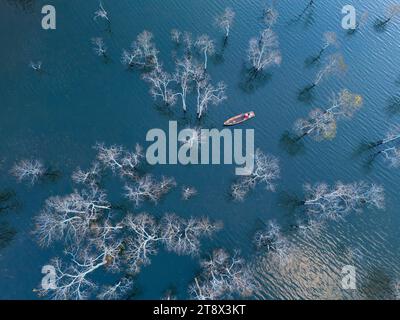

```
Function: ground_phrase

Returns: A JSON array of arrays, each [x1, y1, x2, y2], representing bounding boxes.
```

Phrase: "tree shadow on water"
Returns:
[[277, 191, 304, 214], [238, 66, 271, 94], [385, 94, 400, 116], [0, 222, 17, 250], [298, 85, 315, 103], [279, 131, 306, 156]]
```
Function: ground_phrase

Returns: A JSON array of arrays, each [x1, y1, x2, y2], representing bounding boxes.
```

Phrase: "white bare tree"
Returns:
[[171, 29, 182, 44], [124, 175, 176, 207], [143, 66, 178, 106], [72, 162, 102, 187], [294, 89, 363, 141], [95, 143, 143, 179], [305, 54, 346, 92], [175, 57, 195, 112], [231, 149, 280, 201], [11, 159, 45, 185], [370, 126, 400, 149], [195, 35, 215, 70], [373, 146, 400, 168], [247, 28, 281, 72], [189, 249, 255, 300], [303, 181, 385, 221], [34, 187, 111, 246], [97, 277, 133, 300], [263, 7, 279, 27], [182, 186, 197, 200], [254, 221, 293, 263], [215, 7, 235, 39], [377, 4, 400, 27], [123, 213, 162, 273], [29, 61, 42, 72], [121, 31, 159, 68], [94, 2, 110, 23], [161, 214, 221, 256], [310, 31, 337, 62], [91, 37, 107, 57], [194, 70, 227, 118]]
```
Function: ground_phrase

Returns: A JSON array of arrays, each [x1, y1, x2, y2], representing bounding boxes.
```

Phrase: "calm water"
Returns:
[[0, 0, 400, 299]]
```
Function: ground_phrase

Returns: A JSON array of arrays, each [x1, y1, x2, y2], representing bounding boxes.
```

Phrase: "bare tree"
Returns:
[[294, 89, 363, 141], [189, 249, 255, 300], [34, 187, 111, 246], [372, 146, 400, 168], [195, 35, 215, 70], [123, 213, 161, 273], [91, 37, 107, 58], [303, 181, 385, 221], [194, 71, 227, 118], [247, 28, 281, 73], [161, 214, 221, 256], [29, 61, 42, 72], [11, 159, 45, 185], [95, 143, 143, 179], [97, 277, 133, 300], [231, 149, 280, 201], [254, 221, 293, 264], [302, 54, 346, 94], [369, 126, 400, 149], [175, 57, 195, 112], [376, 4, 400, 27], [94, 2, 110, 27], [124, 175, 176, 207], [215, 7, 235, 39], [310, 32, 337, 63], [171, 29, 182, 44], [263, 6, 279, 27], [182, 186, 197, 200], [121, 31, 159, 69], [143, 66, 178, 106], [72, 162, 102, 187]]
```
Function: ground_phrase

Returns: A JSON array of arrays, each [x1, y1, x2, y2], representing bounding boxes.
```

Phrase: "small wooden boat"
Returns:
[[224, 111, 255, 126]]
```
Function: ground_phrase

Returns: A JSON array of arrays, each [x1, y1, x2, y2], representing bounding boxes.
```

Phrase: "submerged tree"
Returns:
[[95, 143, 143, 179], [11, 159, 45, 185], [189, 249, 255, 300], [182, 186, 197, 200], [91, 37, 107, 59], [161, 213, 221, 256], [29, 61, 42, 72], [348, 11, 369, 34], [121, 31, 159, 69], [171, 29, 182, 45], [215, 7, 236, 40], [301, 54, 346, 95], [369, 126, 400, 149], [247, 28, 282, 73], [94, 2, 110, 30], [309, 32, 337, 63], [143, 65, 178, 106], [194, 69, 227, 118], [303, 181, 385, 221], [195, 35, 215, 70], [174, 57, 196, 112], [34, 187, 112, 246], [254, 221, 293, 263], [375, 4, 400, 28], [124, 175, 176, 207], [263, 6, 279, 27], [294, 89, 363, 141], [231, 149, 280, 201], [373, 146, 400, 168]]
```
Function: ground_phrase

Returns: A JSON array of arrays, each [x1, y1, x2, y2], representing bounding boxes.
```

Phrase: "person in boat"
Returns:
[[243, 113, 249, 120]]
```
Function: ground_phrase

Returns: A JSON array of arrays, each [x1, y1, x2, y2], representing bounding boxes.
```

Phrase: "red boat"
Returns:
[[224, 111, 255, 126]]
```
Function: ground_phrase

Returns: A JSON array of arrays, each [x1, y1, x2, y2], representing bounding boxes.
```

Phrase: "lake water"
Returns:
[[0, 0, 400, 299]]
